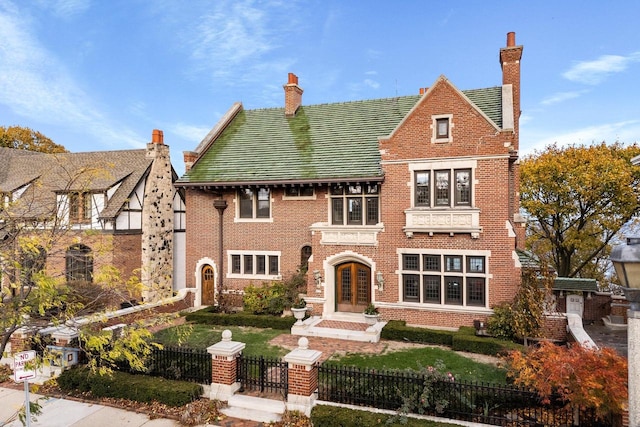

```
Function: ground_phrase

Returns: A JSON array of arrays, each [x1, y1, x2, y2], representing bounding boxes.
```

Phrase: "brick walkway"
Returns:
[[269, 332, 422, 363]]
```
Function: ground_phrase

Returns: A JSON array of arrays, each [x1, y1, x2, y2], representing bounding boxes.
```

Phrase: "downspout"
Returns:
[[213, 198, 227, 308]]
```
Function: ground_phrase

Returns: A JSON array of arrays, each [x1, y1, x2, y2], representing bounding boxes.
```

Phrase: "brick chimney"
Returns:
[[283, 72, 303, 117], [500, 32, 523, 137], [183, 151, 197, 172]]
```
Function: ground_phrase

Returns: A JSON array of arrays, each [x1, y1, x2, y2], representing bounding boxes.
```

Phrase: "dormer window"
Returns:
[[432, 114, 453, 143], [69, 192, 92, 223]]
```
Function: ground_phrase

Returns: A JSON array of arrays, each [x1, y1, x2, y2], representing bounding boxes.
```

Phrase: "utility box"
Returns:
[[46, 345, 80, 368]]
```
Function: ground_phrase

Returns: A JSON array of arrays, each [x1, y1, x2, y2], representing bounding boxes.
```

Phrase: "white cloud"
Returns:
[[41, 0, 90, 19], [187, 0, 301, 86], [170, 123, 211, 143], [0, 1, 144, 149], [540, 90, 588, 105], [522, 120, 640, 156], [363, 79, 380, 90], [563, 53, 640, 85]]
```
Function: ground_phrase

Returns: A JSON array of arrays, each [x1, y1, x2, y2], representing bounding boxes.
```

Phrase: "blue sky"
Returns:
[[1, 0, 639, 175]]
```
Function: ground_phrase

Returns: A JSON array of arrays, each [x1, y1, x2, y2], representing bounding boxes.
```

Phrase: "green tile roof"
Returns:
[[516, 249, 540, 269], [178, 87, 503, 186], [552, 277, 598, 292]]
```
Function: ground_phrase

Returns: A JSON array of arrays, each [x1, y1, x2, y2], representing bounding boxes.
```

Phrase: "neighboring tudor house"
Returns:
[[176, 33, 525, 328], [0, 130, 186, 304]]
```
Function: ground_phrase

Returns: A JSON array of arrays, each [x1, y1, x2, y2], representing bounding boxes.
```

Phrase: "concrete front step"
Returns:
[[222, 395, 285, 423], [291, 316, 386, 342]]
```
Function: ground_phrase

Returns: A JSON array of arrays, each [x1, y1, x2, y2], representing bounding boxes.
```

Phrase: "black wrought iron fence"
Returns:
[[145, 346, 211, 384], [114, 346, 211, 384], [237, 355, 288, 397], [317, 364, 608, 427]]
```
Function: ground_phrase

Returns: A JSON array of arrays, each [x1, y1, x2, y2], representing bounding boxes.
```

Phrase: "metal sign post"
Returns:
[[14, 350, 37, 427]]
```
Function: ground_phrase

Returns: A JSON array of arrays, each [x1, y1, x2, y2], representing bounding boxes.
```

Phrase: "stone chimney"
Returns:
[[283, 72, 303, 117], [500, 32, 523, 137], [142, 129, 174, 302]]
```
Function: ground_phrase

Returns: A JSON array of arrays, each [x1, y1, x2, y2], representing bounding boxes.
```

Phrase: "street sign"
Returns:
[[13, 350, 37, 382]]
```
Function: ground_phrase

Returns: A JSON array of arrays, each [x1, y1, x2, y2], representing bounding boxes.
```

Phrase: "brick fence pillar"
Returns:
[[283, 337, 322, 416], [206, 329, 246, 401], [8, 327, 35, 355]]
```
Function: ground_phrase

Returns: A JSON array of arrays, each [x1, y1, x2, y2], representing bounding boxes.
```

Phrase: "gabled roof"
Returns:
[[177, 86, 503, 186], [0, 147, 153, 220]]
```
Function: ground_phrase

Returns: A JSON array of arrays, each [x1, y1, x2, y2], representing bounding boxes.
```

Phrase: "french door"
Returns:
[[336, 262, 371, 312]]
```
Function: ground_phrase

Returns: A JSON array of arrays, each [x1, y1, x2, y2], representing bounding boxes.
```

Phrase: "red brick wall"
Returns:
[[211, 356, 238, 385], [542, 315, 568, 342], [288, 365, 318, 396], [553, 292, 615, 323], [182, 39, 522, 329]]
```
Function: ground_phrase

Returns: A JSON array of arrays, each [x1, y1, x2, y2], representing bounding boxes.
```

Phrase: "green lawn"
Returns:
[[152, 324, 288, 358], [327, 346, 508, 384], [154, 324, 508, 384]]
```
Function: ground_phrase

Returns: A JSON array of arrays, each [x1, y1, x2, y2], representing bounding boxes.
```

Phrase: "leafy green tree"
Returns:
[[0, 125, 66, 153], [520, 142, 640, 278]]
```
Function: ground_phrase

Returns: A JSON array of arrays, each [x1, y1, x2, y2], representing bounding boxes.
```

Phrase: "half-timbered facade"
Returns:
[[0, 130, 186, 302]]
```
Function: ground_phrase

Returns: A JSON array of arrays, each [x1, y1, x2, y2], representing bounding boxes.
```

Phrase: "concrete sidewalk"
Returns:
[[0, 387, 183, 427]]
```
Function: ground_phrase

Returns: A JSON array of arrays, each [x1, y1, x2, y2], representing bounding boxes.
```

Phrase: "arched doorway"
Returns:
[[336, 262, 371, 313], [202, 265, 216, 305]]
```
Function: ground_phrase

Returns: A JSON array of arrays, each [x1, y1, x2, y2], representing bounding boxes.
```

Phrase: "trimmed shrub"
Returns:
[[452, 333, 523, 356], [243, 281, 288, 315], [310, 404, 446, 427], [381, 320, 454, 346], [57, 366, 203, 407], [185, 311, 296, 330]]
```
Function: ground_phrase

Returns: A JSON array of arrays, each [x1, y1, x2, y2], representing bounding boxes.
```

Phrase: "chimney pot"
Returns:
[[152, 129, 164, 144], [507, 32, 516, 47], [288, 72, 298, 85]]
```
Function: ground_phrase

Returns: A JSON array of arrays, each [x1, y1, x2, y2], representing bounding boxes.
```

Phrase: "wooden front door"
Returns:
[[336, 262, 371, 313], [202, 265, 215, 305]]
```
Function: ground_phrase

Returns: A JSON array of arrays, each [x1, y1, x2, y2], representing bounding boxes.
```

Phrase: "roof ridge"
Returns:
[[246, 95, 421, 113], [245, 87, 500, 113]]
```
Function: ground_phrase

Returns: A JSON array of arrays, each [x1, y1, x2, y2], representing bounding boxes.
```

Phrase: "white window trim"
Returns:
[[227, 250, 282, 280], [396, 248, 491, 309], [431, 114, 454, 144]]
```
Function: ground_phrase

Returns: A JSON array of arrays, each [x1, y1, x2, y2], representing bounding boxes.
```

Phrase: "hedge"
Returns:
[[184, 310, 297, 330], [452, 330, 523, 356], [57, 366, 203, 407], [310, 404, 452, 427], [380, 320, 454, 346], [381, 321, 522, 356]]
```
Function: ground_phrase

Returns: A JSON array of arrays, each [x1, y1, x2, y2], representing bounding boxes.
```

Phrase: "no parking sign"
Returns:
[[13, 350, 37, 382]]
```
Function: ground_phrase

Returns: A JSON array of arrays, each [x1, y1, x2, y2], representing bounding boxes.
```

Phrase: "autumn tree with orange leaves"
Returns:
[[505, 341, 628, 420]]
